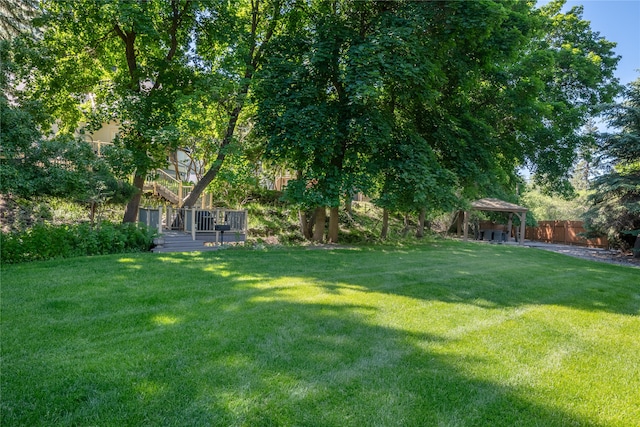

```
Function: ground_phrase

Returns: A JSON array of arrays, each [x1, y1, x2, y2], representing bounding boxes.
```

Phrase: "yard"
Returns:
[[2, 241, 639, 426]]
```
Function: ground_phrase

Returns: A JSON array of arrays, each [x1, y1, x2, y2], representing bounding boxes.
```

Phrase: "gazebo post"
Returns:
[[519, 212, 526, 246]]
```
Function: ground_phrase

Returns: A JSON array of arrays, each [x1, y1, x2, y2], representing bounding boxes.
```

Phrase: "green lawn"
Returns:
[[2, 241, 639, 426]]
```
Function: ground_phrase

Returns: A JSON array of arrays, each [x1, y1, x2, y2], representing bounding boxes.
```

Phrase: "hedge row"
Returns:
[[1, 222, 156, 263]]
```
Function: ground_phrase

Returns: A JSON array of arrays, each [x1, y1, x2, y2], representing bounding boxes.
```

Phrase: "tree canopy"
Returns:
[[1, 40, 136, 227], [0, 0, 37, 40], [252, 0, 619, 240], [14, 0, 206, 220], [3, 0, 621, 242]]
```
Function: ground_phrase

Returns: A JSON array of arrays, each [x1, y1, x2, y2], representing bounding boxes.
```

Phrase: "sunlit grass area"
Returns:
[[2, 241, 639, 426]]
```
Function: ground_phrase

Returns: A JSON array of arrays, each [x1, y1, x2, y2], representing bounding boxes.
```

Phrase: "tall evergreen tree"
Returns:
[[585, 77, 640, 256]]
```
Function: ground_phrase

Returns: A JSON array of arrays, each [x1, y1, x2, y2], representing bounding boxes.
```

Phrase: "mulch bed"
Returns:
[[528, 242, 640, 268]]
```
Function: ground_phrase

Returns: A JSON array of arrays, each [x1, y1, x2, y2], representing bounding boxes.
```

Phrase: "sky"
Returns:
[[537, 0, 640, 86]]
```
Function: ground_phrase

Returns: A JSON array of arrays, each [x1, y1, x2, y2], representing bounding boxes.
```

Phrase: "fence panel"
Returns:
[[138, 207, 163, 234], [554, 223, 566, 244], [224, 210, 247, 232], [526, 221, 608, 248]]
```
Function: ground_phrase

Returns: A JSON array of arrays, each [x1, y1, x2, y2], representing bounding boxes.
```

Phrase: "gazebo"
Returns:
[[462, 198, 528, 245]]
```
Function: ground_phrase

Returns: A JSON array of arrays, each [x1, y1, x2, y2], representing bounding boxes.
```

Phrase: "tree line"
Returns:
[[3, 0, 635, 246]]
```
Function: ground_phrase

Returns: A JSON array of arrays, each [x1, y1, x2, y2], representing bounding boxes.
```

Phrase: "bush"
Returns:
[[0, 222, 156, 263]]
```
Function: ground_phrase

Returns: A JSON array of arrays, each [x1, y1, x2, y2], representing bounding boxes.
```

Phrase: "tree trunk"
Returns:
[[634, 235, 640, 259], [328, 206, 339, 243], [416, 208, 426, 238], [89, 202, 97, 227], [123, 174, 145, 223], [381, 208, 389, 240], [345, 195, 352, 215], [402, 213, 411, 237], [312, 207, 326, 242], [299, 209, 313, 239], [181, 105, 240, 207]]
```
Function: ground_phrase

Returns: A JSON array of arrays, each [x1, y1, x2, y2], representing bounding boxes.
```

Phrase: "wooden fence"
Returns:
[[525, 221, 608, 248]]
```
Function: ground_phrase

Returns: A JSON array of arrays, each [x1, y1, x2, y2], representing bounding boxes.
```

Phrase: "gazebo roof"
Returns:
[[471, 198, 528, 213]]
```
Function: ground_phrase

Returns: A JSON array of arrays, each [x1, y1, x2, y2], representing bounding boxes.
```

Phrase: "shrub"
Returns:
[[0, 222, 156, 263]]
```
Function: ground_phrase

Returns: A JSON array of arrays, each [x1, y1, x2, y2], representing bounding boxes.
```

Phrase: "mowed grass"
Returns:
[[1, 241, 639, 426]]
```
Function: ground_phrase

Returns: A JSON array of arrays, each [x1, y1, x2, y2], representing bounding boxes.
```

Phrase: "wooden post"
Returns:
[[157, 206, 163, 235], [217, 209, 222, 245], [519, 212, 526, 246], [191, 208, 196, 241]]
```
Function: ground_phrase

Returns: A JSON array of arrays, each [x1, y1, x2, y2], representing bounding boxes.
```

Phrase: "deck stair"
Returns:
[[139, 170, 248, 253], [144, 169, 214, 208], [152, 231, 246, 253], [143, 182, 180, 205]]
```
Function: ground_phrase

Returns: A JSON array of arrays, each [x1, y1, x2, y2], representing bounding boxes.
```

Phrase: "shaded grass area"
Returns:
[[2, 241, 639, 426]]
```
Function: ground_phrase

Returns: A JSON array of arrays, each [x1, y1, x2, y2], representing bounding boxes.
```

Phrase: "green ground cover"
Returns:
[[2, 241, 639, 426]]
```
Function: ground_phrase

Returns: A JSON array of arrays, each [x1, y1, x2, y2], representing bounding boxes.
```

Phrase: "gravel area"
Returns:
[[525, 241, 640, 268]]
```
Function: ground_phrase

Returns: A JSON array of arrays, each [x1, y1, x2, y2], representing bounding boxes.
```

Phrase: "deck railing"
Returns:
[[145, 170, 186, 200], [88, 140, 113, 156], [139, 206, 247, 242]]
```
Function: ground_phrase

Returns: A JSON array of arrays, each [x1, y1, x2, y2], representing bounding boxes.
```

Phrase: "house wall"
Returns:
[[84, 122, 119, 143]]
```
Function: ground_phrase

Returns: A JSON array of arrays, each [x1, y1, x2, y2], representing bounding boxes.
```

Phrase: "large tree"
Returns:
[[515, 0, 620, 193], [180, 0, 284, 208], [255, 1, 414, 241], [16, 0, 205, 221], [585, 77, 640, 257], [376, 0, 536, 235], [254, 0, 619, 242], [11, 0, 290, 219], [413, 0, 619, 198]]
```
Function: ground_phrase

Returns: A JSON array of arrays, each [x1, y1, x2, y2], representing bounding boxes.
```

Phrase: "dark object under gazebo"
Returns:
[[462, 198, 528, 246]]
